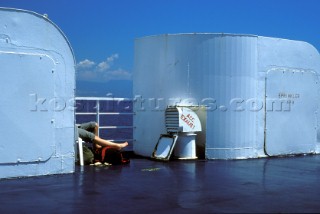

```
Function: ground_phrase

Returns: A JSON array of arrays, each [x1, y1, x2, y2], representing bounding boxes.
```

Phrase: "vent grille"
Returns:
[[165, 108, 180, 132]]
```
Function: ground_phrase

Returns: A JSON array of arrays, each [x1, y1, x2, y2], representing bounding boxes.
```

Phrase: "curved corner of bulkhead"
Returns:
[[0, 7, 76, 65], [259, 34, 320, 59]]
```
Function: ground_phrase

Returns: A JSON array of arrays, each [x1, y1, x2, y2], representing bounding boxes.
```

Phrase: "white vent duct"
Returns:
[[165, 106, 202, 133], [152, 106, 202, 160]]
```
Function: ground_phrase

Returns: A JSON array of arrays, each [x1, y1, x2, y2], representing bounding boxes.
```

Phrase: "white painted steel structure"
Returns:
[[133, 33, 320, 159], [0, 8, 75, 178]]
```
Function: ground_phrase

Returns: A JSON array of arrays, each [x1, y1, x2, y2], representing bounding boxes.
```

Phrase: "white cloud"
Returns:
[[107, 54, 119, 63], [76, 54, 132, 82], [77, 59, 95, 69], [97, 54, 119, 71], [97, 61, 110, 71]]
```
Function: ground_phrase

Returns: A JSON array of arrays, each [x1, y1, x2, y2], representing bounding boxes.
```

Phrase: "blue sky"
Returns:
[[1, 0, 319, 97]]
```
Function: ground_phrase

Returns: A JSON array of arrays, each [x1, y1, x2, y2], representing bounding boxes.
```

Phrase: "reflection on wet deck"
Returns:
[[1, 155, 320, 213]]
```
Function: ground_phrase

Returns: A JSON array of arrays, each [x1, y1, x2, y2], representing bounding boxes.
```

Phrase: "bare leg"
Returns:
[[93, 123, 102, 149], [94, 123, 99, 135], [93, 136, 128, 150]]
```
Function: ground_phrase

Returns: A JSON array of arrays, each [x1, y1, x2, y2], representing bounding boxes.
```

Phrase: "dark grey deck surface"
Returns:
[[1, 155, 320, 213]]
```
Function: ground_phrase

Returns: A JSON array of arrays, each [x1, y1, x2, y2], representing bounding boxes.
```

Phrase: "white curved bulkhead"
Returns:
[[133, 33, 320, 159], [0, 8, 75, 178]]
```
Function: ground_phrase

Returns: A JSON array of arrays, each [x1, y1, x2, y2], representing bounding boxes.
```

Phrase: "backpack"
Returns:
[[94, 147, 130, 165], [81, 145, 94, 165]]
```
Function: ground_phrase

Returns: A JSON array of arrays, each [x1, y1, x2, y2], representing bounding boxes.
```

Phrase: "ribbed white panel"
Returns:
[[200, 36, 260, 159]]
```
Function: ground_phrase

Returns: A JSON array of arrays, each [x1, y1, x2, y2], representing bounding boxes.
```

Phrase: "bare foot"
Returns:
[[117, 142, 128, 150]]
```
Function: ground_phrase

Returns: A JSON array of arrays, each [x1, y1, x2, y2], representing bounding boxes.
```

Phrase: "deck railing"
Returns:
[[75, 97, 134, 151]]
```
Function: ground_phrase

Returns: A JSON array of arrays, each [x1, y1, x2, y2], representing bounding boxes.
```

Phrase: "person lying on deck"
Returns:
[[77, 122, 128, 150]]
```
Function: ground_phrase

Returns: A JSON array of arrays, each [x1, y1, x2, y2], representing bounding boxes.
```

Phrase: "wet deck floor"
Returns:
[[1, 155, 320, 213]]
